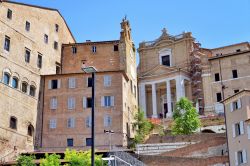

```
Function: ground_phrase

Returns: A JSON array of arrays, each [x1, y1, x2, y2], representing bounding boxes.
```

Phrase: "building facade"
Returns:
[[0, 1, 74, 160], [223, 90, 250, 166], [37, 18, 138, 151]]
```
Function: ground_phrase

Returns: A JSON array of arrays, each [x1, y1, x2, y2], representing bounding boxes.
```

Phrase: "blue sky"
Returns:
[[13, 0, 250, 63]]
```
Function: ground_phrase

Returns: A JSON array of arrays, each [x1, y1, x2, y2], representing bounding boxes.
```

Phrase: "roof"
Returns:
[[208, 50, 250, 60], [2, 0, 76, 42], [211, 42, 250, 50], [62, 40, 120, 47], [221, 89, 250, 103]]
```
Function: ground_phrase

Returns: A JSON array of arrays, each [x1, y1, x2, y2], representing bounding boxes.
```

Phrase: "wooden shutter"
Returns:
[[243, 150, 247, 164], [101, 96, 105, 107], [248, 125, 250, 139], [111, 96, 115, 106], [230, 102, 233, 112], [72, 97, 75, 109], [104, 116, 107, 127], [57, 79, 61, 88], [48, 80, 52, 89], [68, 97, 71, 109], [232, 124, 236, 138], [240, 121, 244, 135], [237, 99, 241, 109], [83, 97, 87, 108], [235, 152, 238, 166]]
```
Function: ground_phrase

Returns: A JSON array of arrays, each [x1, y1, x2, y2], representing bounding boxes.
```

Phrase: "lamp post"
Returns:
[[81, 65, 97, 166], [104, 130, 114, 152]]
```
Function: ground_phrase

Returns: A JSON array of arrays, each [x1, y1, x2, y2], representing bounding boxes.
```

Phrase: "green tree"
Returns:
[[64, 149, 104, 166], [171, 97, 200, 135], [40, 153, 61, 166], [132, 109, 154, 145], [17, 155, 36, 166]]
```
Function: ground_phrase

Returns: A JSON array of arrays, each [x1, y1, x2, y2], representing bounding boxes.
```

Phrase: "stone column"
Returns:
[[139, 83, 147, 117], [166, 79, 172, 117], [151, 83, 158, 118], [176, 75, 185, 101]]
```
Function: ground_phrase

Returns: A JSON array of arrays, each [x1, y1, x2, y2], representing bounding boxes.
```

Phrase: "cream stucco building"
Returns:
[[0, 1, 74, 161]]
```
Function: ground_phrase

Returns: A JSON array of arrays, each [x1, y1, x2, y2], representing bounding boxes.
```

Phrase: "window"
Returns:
[[134, 85, 137, 98], [231, 99, 241, 111], [37, 54, 42, 68], [9, 116, 17, 130], [114, 45, 119, 51], [235, 150, 247, 165], [104, 115, 112, 127], [27, 124, 34, 136], [21, 82, 28, 93], [25, 48, 31, 63], [130, 80, 133, 93], [214, 73, 220, 82], [86, 116, 91, 128], [25, 21, 30, 31], [67, 117, 75, 128], [49, 119, 57, 129], [68, 78, 76, 88], [233, 121, 244, 137], [87, 97, 92, 108], [54, 41, 58, 50], [56, 65, 60, 74], [87, 77, 93, 87], [3, 72, 10, 85], [234, 89, 239, 94], [49, 79, 60, 89], [44, 34, 48, 44], [67, 97, 76, 110], [55, 24, 59, 32], [102, 96, 114, 107], [50, 97, 57, 110], [92, 46, 96, 53], [236, 49, 241, 52], [7, 9, 12, 19], [103, 75, 111, 87], [72, 46, 77, 54], [4, 36, 10, 51], [161, 55, 170, 66], [248, 125, 250, 140], [216, 92, 222, 102], [67, 138, 74, 147], [232, 70, 238, 78], [29, 85, 36, 97], [86, 138, 92, 146], [12, 77, 18, 88]]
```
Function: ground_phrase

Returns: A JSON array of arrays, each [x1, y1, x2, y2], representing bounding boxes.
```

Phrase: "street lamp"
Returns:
[[104, 130, 114, 152], [82, 63, 97, 166]]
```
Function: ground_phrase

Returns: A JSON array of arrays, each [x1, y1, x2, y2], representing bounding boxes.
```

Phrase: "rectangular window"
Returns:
[[214, 73, 220, 82], [55, 24, 59, 32], [102, 96, 114, 107], [236, 49, 241, 52], [25, 21, 30, 31], [67, 138, 74, 147], [216, 92, 222, 102], [104, 115, 112, 127], [67, 117, 75, 128], [86, 116, 91, 128], [7, 9, 12, 19], [233, 121, 244, 137], [68, 77, 76, 88], [235, 123, 241, 136], [234, 89, 239, 94], [25, 48, 31, 63], [49, 79, 60, 89], [37, 54, 42, 68], [54, 41, 58, 50], [237, 151, 244, 165], [50, 97, 57, 110], [49, 119, 56, 129], [87, 97, 92, 108], [134, 85, 137, 98], [232, 70, 238, 78], [4, 36, 10, 51], [104, 75, 111, 87], [161, 55, 170, 66], [56, 65, 60, 74], [44, 34, 48, 44], [72, 46, 77, 54], [235, 150, 247, 165], [114, 45, 119, 51], [92, 46, 96, 53], [86, 138, 92, 146], [67, 97, 76, 110], [231, 99, 242, 111], [87, 77, 93, 87]]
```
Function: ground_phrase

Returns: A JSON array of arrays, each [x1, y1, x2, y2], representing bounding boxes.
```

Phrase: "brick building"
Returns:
[[36, 18, 138, 151], [0, 1, 74, 160]]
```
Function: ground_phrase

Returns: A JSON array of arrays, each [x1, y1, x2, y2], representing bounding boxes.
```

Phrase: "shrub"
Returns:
[[17, 155, 35, 166], [40, 153, 61, 166]]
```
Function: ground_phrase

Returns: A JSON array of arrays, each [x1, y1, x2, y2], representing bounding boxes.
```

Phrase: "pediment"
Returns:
[[141, 65, 177, 77]]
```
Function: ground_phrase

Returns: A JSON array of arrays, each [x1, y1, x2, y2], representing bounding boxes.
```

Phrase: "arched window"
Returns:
[[27, 124, 34, 136], [3, 72, 10, 85], [9, 116, 17, 130], [22, 82, 28, 93], [12, 77, 18, 89], [29, 85, 36, 97]]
